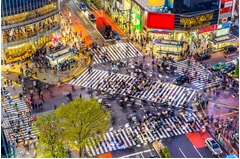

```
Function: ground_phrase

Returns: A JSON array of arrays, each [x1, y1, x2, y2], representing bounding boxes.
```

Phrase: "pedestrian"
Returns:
[[19, 93, 23, 100], [15, 103, 18, 112], [12, 84, 16, 91], [40, 94, 44, 102]]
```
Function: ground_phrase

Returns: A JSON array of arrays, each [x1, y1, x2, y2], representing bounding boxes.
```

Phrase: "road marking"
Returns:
[[179, 148, 187, 158], [209, 102, 239, 110], [216, 111, 239, 117], [118, 149, 152, 158], [193, 146, 203, 158], [140, 152, 145, 158]]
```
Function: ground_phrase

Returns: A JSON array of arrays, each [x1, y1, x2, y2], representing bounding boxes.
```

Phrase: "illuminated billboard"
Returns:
[[147, 0, 174, 8], [145, 12, 175, 30]]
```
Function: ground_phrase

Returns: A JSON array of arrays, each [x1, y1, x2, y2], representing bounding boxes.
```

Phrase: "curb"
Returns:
[[61, 55, 91, 83], [2, 55, 91, 85], [2, 78, 22, 87]]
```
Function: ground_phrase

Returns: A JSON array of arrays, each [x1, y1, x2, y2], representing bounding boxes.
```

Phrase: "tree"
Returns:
[[55, 98, 111, 157], [235, 59, 239, 77], [34, 113, 67, 158]]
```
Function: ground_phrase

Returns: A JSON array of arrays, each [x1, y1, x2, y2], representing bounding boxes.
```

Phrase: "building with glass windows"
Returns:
[[1, 0, 61, 63], [109, 0, 237, 55]]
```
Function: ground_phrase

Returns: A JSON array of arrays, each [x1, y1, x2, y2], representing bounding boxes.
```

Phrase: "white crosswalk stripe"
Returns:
[[2, 98, 39, 144], [85, 113, 202, 156], [92, 42, 143, 64], [171, 59, 221, 90], [69, 69, 196, 107]]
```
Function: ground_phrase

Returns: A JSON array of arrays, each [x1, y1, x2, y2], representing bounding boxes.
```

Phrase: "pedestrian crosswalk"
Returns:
[[171, 59, 221, 90], [92, 42, 142, 64], [69, 69, 196, 107], [2, 98, 39, 144], [85, 113, 202, 157]]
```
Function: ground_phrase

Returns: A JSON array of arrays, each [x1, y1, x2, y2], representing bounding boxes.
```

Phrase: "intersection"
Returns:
[[1, 0, 239, 158]]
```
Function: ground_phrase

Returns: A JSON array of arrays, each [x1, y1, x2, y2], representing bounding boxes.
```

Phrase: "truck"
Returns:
[[96, 17, 112, 39]]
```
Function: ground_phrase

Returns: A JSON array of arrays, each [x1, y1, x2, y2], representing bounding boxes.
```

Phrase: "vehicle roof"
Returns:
[[206, 137, 214, 141], [226, 154, 238, 158]]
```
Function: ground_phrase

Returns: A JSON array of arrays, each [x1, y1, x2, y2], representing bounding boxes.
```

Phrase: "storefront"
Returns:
[[153, 39, 183, 56], [209, 34, 237, 52]]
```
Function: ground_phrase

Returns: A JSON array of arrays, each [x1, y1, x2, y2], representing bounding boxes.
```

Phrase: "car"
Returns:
[[221, 62, 235, 74], [80, 3, 87, 11], [174, 75, 190, 85], [229, 58, 239, 65], [227, 70, 238, 78], [112, 30, 121, 40], [224, 45, 237, 54], [88, 13, 96, 21], [231, 131, 239, 148], [196, 53, 211, 61], [211, 62, 226, 71], [233, 24, 239, 29], [226, 154, 238, 158], [205, 138, 223, 156]]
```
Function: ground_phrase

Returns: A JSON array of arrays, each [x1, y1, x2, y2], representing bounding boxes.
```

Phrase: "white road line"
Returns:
[[179, 148, 187, 158], [193, 146, 203, 158], [118, 149, 153, 158]]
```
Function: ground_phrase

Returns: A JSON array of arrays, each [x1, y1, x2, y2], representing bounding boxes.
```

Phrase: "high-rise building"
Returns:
[[1, 0, 61, 63]]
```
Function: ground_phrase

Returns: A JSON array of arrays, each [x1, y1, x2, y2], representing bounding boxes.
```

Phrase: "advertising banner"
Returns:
[[145, 12, 175, 30], [199, 25, 218, 33], [220, 6, 233, 13], [147, 0, 174, 8]]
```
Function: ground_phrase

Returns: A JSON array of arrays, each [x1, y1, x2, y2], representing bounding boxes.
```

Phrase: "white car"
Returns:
[[205, 138, 222, 156]]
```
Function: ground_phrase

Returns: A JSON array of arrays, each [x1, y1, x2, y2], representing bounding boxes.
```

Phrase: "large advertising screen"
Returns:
[[145, 12, 175, 30], [147, 0, 174, 8]]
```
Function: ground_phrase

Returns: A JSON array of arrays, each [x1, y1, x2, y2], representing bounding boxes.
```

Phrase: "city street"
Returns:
[[1, 0, 239, 158]]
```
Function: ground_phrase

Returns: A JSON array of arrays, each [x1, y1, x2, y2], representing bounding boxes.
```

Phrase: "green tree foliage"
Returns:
[[55, 98, 111, 157], [34, 113, 67, 158], [159, 146, 171, 158], [235, 59, 239, 77]]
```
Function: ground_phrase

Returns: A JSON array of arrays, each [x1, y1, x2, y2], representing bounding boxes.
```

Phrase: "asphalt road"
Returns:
[[111, 144, 158, 158], [68, 0, 105, 44], [231, 26, 239, 37], [163, 135, 227, 158]]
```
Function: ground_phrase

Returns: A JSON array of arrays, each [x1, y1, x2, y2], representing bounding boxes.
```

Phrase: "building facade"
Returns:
[[1, 0, 61, 63], [111, 0, 237, 54]]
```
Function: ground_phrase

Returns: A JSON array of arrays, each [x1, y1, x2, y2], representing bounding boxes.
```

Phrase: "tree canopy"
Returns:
[[35, 97, 111, 158], [235, 59, 239, 77], [34, 113, 66, 158]]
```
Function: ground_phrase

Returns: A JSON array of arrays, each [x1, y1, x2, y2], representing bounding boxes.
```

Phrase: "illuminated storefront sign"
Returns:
[[145, 12, 175, 30], [220, 6, 232, 13], [199, 25, 217, 33], [216, 28, 230, 37], [180, 13, 213, 29]]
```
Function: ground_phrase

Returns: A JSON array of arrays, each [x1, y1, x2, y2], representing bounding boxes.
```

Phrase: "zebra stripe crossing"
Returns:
[[171, 59, 221, 89], [92, 42, 142, 64], [85, 113, 202, 157], [2, 98, 39, 143], [69, 69, 196, 107]]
